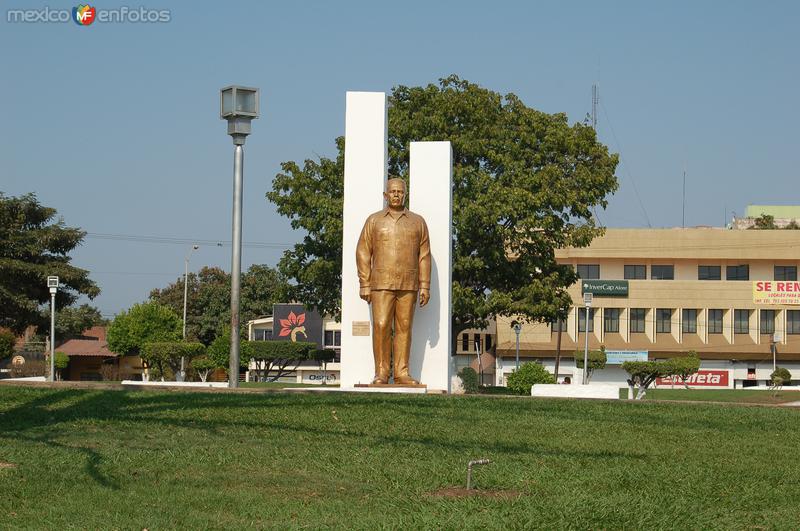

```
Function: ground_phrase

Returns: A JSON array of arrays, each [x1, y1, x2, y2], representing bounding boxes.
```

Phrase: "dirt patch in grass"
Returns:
[[0, 463, 17, 469], [429, 487, 521, 499]]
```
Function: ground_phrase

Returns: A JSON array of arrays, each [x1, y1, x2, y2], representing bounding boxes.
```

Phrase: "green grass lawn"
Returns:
[[643, 388, 800, 404], [2, 386, 799, 529]]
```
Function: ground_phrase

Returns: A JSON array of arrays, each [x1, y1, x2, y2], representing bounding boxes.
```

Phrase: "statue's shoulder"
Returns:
[[405, 210, 427, 224], [365, 210, 385, 223]]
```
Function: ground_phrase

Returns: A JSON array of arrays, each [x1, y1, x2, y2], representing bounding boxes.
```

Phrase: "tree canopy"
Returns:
[[149, 264, 289, 345], [106, 301, 181, 356], [49, 304, 106, 340], [0, 193, 100, 333], [268, 76, 618, 337]]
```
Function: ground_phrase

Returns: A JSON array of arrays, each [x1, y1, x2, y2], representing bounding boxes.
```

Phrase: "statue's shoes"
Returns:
[[372, 376, 389, 384], [394, 374, 419, 385]]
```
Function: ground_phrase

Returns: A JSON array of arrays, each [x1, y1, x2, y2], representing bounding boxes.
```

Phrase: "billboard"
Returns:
[[753, 281, 800, 305], [657, 370, 729, 388], [272, 304, 324, 348], [605, 350, 648, 364], [581, 280, 628, 297]]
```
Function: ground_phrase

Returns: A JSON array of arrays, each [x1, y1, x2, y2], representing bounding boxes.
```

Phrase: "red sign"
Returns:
[[657, 370, 729, 387]]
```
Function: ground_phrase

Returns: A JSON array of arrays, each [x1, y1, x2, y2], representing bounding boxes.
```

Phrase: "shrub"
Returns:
[[574, 346, 607, 383], [457, 367, 479, 394], [507, 362, 555, 395], [0, 329, 15, 360], [141, 341, 206, 380], [771, 367, 792, 386]]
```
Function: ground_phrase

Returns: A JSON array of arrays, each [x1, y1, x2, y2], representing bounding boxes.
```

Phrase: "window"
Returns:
[[726, 264, 749, 281], [734, 310, 750, 334], [651, 265, 674, 280], [324, 330, 341, 347], [630, 308, 646, 333], [577, 264, 600, 280], [682, 309, 697, 334], [708, 309, 723, 334], [578, 308, 595, 333], [604, 308, 620, 333], [624, 265, 646, 280], [656, 309, 672, 333], [788, 311, 800, 335], [474, 333, 482, 351], [698, 265, 721, 280], [252, 328, 272, 341], [485, 335, 493, 351], [461, 334, 469, 351], [760, 310, 776, 335], [775, 266, 798, 281]]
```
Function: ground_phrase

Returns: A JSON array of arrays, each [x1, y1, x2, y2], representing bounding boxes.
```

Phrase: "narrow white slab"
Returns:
[[409, 141, 453, 392], [531, 383, 622, 399], [339, 92, 388, 388], [121, 380, 228, 388]]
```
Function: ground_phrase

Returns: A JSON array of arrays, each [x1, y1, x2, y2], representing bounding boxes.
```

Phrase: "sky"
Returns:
[[2, 0, 798, 318]]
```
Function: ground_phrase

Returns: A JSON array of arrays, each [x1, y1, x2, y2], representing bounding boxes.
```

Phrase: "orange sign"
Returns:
[[753, 281, 800, 305]]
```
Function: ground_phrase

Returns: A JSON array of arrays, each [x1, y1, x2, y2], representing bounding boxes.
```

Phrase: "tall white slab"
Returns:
[[409, 141, 453, 392], [340, 92, 387, 388]]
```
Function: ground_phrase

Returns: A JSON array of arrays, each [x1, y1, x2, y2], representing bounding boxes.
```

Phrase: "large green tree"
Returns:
[[106, 301, 181, 357], [47, 304, 106, 340], [268, 76, 618, 340], [0, 193, 100, 333], [149, 265, 289, 345]]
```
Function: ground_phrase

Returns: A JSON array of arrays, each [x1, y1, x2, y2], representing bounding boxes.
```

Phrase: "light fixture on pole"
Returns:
[[582, 292, 593, 385], [220, 85, 259, 388], [47, 276, 59, 382], [512, 322, 521, 371], [180, 244, 200, 382]]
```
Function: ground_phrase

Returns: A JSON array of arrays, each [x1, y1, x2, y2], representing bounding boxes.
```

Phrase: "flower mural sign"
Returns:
[[272, 304, 324, 348]]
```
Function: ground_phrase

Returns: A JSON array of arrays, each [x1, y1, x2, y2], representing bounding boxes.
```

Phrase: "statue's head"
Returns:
[[384, 178, 406, 210]]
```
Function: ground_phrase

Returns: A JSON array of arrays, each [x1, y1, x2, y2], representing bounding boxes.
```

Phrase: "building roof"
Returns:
[[555, 227, 800, 260], [744, 205, 800, 219], [56, 327, 116, 358]]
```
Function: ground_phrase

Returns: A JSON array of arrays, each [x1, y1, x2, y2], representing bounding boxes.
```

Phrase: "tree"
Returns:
[[248, 341, 315, 382], [665, 353, 701, 389], [206, 329, 253, 376], [48, 304, 106, 340], [751, 214, 777, 229], [457, 367, 479, 394], [507, 362, 555, 395], [141, 341, 205, 381], [268, 76, 618, 342], [0, 193, 100, 333], [770, 367, 792, 396], [574, 346, 607, 383], [623, 360, 671, 400], [191, 356, 218, 382], [53, 351, 69, 381], [312, 348, 336, 385], [0, 329, 15, 360], [149, 265, 289, 345], [106, 302, 181, 357]]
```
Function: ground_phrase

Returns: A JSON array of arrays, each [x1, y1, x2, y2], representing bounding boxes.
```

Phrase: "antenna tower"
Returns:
[[591, 84, 599, 129]]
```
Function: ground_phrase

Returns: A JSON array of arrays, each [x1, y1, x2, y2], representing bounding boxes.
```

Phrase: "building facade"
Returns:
[[496, 228, 800, 389]]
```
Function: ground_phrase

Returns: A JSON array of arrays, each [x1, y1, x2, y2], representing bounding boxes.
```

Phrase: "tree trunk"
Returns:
[[636, 385, 647, 400], [554, 320, 563, 383], [626, 379, 635, 399]]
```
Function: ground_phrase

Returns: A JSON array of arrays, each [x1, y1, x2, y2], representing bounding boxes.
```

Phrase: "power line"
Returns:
[[599, 99, 652, 228], [85, 232, 294, 250]]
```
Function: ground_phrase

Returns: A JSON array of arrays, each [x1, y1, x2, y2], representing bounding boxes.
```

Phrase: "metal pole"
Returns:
[[583, 306, 590, 384], [772, 342, 777, 372], [49, 291, 56, 382], [554, 319, 563, 383], [514, 329, 520, 371], [229, 144, 244, 388], [179, 255, 189, 381]]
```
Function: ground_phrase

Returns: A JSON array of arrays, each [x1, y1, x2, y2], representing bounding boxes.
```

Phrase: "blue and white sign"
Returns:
[[606, 350, 648, 364]]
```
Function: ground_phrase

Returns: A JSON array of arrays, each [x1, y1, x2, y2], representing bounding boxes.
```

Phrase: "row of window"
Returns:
[[460, 333, 494, 352], [576, 264, 798, 282], [574, 308, 800, 335], [252, 328, 342, 349]]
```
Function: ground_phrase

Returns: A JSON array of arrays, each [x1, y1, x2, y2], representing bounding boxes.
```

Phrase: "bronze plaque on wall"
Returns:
[[352, 321, 371, 336]]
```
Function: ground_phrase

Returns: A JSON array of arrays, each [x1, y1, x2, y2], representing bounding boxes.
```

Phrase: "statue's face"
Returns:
[[384, 180, 406, 209]]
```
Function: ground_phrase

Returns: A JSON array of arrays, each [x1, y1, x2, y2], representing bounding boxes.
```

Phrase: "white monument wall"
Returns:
[[339, 92, 387, 388], [409, 142, 453, 392]]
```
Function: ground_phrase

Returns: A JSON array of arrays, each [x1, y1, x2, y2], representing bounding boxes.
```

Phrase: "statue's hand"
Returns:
[[359, 287, 371, 304], [419, 289, 430, 307]]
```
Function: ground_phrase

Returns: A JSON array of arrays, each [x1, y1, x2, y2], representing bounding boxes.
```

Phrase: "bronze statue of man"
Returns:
[[356, 178, 431, 385]]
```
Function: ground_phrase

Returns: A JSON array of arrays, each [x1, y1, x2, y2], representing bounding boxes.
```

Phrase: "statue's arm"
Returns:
[[356, 217, 373, 302], [418, 218, 431, 306]]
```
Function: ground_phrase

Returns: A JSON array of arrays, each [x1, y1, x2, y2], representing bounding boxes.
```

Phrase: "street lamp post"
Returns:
[[47, 276, 59, 382], [180, 244, 200, 381], [220, 85, 259, 388], [582, 292, 593, 385], [772, 331, 782, 372], [512, 322, 521, 371]]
